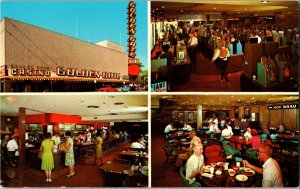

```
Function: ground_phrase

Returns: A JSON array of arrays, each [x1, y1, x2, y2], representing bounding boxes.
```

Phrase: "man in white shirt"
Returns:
[[51, 132, 61, 151], [188, 30, 199, 66], [164, 122, 175, 134], [244, 127, 252, 141], [86, 131, 91, 143], [7, 136, 18, 166], [130, 137, 145, 149], [183, 122, 193, 131], [221, 123, 233, 139], [186, 141, 204, 185], [243, 144, 284, 187]]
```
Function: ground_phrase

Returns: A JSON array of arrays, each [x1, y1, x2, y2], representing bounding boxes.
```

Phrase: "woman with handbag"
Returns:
[[64, 131, 75, 177], [39, 132, 54, 182]]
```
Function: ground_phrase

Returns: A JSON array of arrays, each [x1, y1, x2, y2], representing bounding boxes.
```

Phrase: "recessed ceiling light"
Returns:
[[213, 8, 216, 10], [261, 0, 269, 3], [87, 105, 99, 108]]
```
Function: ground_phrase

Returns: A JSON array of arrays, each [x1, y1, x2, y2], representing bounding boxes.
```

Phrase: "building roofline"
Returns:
[[4, 17, 128, 55]]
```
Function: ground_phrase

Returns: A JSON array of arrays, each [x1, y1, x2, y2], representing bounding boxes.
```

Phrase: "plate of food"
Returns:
[[242, 170, 255, 176], [211, 162, 217, 167], [235, 174, 248, 182], [203, 165, 211, 173], [217, 162, 224, 167], [232, 165, 239, 170], [215, 170, 222, 175], [228, 169, 236, 176]]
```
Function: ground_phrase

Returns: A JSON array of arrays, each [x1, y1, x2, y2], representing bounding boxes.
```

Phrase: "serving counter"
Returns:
[[28, 149, 65, 170]]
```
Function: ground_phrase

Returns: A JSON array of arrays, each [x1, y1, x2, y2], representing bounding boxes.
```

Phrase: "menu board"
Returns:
[[59, 123, 75, 131]]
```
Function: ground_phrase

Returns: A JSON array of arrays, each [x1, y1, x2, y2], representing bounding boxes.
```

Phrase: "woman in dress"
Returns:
[[40, 132, 54, 182], [94, 131, 103, 166], [64, 131, 75, 177]]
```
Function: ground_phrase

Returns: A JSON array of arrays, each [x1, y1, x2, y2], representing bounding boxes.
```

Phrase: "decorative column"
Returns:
[[197, 105, 203, 130], [18, 107, 26, 168]]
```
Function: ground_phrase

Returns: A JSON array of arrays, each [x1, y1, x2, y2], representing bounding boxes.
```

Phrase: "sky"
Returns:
[[0, 1, 148, 70]]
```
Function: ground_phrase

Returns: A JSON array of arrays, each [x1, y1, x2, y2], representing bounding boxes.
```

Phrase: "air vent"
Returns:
[[88, 105, 99, 108], [110, 113, 118, 115], [114, 102, 124, 105]]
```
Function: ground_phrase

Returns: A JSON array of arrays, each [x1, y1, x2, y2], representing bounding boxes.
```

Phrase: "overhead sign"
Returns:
[[151, 81, 167, 92], [268, 104, 298, 110], [6, 65, 121, 80]]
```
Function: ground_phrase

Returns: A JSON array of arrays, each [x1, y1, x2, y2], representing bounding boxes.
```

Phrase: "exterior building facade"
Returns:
[[0, 17, 129, 92]]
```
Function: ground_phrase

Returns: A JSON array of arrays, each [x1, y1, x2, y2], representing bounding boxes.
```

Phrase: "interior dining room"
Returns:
[[0, 94, 148, 187], [150, 0, 298, 92], [151, 93, 299, 187]]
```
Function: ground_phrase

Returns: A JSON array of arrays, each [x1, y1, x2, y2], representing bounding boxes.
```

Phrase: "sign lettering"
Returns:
[[151, 81, 167, 92], [268, 104, 298, 110], [7, 65, 121, 80]]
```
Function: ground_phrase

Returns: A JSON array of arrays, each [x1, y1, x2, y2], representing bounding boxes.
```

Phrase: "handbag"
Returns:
[[38, 151, 43, 159]]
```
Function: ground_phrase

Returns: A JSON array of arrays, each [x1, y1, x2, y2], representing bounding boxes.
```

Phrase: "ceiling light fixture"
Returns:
[[87, 105, 99, 108], [261, 0, 269, 3]]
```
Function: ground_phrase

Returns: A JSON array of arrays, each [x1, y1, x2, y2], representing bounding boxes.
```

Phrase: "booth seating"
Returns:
[[226, 54, 244, 73], [204, 144, 224, 164]]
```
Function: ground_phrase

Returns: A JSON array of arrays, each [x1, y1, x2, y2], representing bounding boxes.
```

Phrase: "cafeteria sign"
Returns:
[[268, 104, 298, 110], [151, 81, 167, 92]]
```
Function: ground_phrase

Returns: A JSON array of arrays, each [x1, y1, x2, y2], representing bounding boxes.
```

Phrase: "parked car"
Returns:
[[117, 85, 131, 92], [97, 85, 118, 92]]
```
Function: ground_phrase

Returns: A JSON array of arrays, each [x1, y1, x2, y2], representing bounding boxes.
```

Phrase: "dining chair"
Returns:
[[179, 164, 201, 187], [223, 144, 241, 157], [204, 144, 224, 164], [162, 143, 179, 167]]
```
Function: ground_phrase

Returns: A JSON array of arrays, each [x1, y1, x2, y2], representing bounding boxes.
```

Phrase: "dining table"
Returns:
[[100, 161, 148, 187], [197, 162, 262, 187]]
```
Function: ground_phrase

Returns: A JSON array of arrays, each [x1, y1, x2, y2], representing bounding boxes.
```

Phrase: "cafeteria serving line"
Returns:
[[0, 94, 148, 187], [150, 0, 298, 92], [151, 94, 299, 187]]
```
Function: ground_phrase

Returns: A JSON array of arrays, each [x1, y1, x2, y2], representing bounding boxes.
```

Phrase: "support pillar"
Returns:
[[197, 105, 203, 130], [18, 107, 26, 168]]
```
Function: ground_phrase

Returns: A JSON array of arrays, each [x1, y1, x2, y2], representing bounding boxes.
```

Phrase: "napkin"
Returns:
[[201, 173, 214, 178]]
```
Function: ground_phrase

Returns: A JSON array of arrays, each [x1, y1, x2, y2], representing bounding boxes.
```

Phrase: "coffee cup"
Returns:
[[224, 162, 229, 170]]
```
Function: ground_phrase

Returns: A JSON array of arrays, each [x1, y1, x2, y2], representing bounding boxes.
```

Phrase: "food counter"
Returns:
[[28, 149, 65, 170]]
